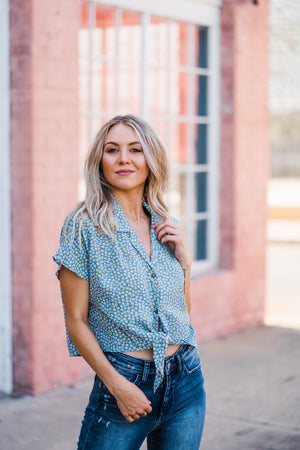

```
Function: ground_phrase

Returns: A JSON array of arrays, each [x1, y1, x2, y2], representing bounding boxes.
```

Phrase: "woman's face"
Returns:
[[101, 123, 149, 196]]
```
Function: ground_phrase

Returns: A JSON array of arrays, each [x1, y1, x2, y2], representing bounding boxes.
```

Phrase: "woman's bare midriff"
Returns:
[[123, 344, 181, 360]]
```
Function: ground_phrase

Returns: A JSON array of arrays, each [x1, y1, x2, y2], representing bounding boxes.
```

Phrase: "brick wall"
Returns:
[[191, 0, 270, 340], [10, 0, 269, 394], [10, 0, 90, 394]]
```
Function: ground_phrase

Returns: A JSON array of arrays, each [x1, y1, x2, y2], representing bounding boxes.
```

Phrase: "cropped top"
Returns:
[[53, 196, 197, 391]]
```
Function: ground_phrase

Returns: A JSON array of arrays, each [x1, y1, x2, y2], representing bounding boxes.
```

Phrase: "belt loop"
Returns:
[[142, 361, 150, 382]]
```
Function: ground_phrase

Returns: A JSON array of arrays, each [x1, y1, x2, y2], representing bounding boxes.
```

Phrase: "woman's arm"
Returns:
[[153, 220, 192, 314], [59, 266, 152, 422]]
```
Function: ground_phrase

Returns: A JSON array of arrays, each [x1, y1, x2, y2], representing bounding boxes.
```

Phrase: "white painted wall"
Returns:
[[0, 0, 12, 394]]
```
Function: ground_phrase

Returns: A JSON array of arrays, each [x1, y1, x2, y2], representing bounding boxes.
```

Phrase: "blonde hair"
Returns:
[[66, 115, 169, 237]]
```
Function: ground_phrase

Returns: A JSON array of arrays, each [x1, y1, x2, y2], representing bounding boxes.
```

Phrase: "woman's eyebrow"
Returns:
[[104, 141, 141, 147], [104, 141, 118, 147]]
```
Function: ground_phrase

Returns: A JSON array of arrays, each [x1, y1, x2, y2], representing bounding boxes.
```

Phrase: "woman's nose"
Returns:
[[119, 149, 130, 164]]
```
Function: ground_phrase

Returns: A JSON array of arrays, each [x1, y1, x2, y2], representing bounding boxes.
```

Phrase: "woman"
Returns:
[[53, 115, 206, 449]]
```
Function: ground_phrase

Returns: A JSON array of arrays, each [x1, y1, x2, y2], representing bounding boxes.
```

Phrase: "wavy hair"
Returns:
[[66, 115, 169, 238]]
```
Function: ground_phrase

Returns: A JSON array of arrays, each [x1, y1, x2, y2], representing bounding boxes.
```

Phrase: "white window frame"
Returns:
[[80, 0, 221, 273], [0, 0, 12, 394]]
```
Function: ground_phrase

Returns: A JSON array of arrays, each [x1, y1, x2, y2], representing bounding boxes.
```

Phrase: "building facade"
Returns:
[[0, 0, 269, 394]]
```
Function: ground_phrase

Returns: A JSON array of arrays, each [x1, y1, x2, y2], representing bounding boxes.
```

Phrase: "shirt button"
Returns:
[[151, 272, 156, 278]]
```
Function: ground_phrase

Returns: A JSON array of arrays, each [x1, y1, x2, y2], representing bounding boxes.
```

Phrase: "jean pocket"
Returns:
[[105, 355, 140, 385], [181, 346, 202, 376]]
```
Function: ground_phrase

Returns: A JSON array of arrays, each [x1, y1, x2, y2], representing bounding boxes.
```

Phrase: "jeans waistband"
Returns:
[[104, 344, 193, 378]]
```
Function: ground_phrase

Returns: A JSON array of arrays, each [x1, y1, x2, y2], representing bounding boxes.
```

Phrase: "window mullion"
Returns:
[[207, 22, 220, 267], [186, 23, 196, 259]]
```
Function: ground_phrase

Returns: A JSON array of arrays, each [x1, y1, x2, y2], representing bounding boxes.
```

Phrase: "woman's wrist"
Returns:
[[180, 260, 191, 271], [103, 369, 124, 396]]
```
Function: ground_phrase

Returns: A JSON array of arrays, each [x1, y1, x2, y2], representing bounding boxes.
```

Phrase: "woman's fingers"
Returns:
[[160, 234, 178, 245], [153, 219, 191, 267], [153, 220, 182, 242], [115, 379, 152, 422], [126, 409, 148, 422], [153, 219, 177, 234]]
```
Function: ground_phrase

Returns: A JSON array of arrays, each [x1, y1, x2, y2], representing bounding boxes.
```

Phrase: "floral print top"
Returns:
[[53, 196, 197, 391]]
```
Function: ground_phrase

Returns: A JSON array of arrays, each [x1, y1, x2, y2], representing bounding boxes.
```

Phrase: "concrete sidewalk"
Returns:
[[1, 325, 300, 449]]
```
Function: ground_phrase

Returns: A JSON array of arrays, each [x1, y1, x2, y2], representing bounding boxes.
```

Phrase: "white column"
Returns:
[[208, 16, 221, 268], [0, 0, 12, 394]]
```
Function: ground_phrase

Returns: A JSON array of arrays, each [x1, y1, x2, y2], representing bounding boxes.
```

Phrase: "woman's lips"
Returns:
[[116, 170, 134, 175]]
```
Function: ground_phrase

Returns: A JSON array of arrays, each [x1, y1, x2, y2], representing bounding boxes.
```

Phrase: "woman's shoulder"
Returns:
[[60, 208, 96, 242], [61, 207, 113, 247]]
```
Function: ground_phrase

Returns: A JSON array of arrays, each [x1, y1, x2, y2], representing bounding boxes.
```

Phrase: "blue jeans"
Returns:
[[77, 345, 206, 449]]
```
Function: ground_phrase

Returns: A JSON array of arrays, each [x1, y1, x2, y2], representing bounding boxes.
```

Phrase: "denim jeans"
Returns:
[[77, 345, 206, 449]]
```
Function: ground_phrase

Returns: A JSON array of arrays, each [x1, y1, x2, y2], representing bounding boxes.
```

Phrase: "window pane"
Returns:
[[196, 75, 208, 116], [169, 71, 188, 115], [149, 69, 168, 114], [92, 60, 118, 112], [169, 172, 187, 220], [121, 11, 142, 61], [149, 17, 168, 66], [94, 5, 116, 57], [170, 72, 208, 117], [195, 172, 207, 213], [195, 124, 208, 164], [170, 22, 189, 67], [119, 64, 141, 113], [150, 120, 168, 145], [171, 122, 188, 164], [197, 26, 209, 69], [195, 220, 207, 260]]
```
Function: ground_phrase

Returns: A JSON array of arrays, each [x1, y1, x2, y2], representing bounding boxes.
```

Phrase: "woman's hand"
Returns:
[[110, 375, 152, 422], [153, 219, 191, 270], [153, 218, 192, 313]]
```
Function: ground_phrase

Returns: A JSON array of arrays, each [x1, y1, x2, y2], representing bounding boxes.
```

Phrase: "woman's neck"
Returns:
[[112, 190, 147, 222]]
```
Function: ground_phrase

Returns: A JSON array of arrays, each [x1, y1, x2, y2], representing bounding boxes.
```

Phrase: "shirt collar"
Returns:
[[111, 195, 161, 232]]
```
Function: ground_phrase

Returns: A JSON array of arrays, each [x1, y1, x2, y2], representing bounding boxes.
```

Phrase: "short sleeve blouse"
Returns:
[[53, 197, 197, 391]]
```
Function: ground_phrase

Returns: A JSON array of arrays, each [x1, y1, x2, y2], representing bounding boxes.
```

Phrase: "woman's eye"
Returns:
[[106, 147, 118, 153], [130, 147, 142, 152]]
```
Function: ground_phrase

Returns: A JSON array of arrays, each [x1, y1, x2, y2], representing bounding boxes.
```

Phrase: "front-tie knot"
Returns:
[[152, 333, 170, 392]]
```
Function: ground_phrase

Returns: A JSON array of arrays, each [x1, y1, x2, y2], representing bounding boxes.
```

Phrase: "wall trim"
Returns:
[[90, 0, 221, 25]]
